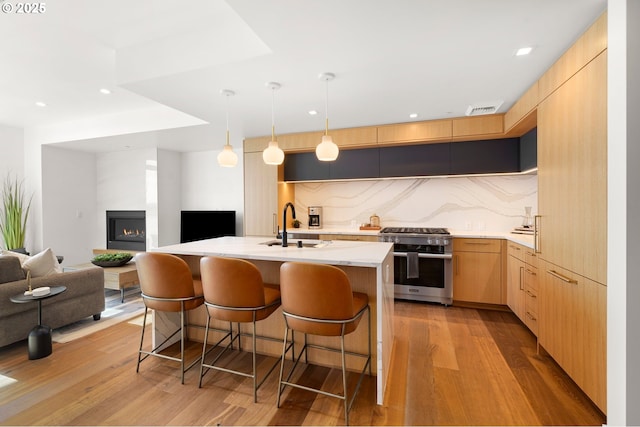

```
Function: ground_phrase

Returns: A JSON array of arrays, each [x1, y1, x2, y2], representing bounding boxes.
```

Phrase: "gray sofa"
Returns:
[[0, 256, 105, 348]]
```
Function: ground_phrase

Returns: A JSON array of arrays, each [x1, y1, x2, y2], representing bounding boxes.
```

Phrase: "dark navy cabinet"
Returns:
[[283, 152, 330, 181], [450, 138, 520, 175], [379, 143, 450, 177], [283, 130, 536, 182]]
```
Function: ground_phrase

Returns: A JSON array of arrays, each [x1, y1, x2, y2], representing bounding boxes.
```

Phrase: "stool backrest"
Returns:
[[200, 256, 266, 308], [280, 262, 354, 335], [136, 252, 197, 311]]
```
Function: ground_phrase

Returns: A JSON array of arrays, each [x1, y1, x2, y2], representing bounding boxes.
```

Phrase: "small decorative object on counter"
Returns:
[[369, 214, 380, 228], [292, 219, 301, 228]]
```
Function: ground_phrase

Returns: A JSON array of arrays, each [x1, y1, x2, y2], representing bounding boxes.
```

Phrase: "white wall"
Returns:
[[0, 125, 24, 180], [293, 174, 537, 232], [41, 146, 97, 265], [181, 150, 245, 236], [96, 148, 156, 249], [157, 149, 181, 246], [608, 1, 640, 424]]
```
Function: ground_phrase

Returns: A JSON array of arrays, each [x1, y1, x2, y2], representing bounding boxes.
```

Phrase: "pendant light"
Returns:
[[316, 72, 339, 161], [262, 82, 285, 165], [217, 89, 238, 167]]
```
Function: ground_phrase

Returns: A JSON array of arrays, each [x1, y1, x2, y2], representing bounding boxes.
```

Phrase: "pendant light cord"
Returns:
[[271, 87, 276, 141], [225, 93, 230, 146], [325, 77, 329, 136]]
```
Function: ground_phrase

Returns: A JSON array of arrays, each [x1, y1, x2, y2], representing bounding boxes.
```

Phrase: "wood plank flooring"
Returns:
[[0, 301, 606, 425]]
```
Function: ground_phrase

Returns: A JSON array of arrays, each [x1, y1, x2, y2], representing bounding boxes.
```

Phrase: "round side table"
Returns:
[[10, 286, 67, 360]]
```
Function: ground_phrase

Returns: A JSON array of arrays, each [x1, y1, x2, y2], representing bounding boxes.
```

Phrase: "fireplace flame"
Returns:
[[122, 228, 144, 237]]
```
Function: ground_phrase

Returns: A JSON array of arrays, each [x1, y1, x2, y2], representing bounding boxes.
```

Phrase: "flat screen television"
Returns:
[[180, 210, 236, 243]]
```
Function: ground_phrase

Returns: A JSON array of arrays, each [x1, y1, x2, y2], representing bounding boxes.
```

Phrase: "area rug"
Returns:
[[52, 287, 146, 343]]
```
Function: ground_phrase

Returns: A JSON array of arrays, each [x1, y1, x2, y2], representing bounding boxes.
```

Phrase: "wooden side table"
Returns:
[[63, 263, 139, 303], [10, 286, 67, 360]]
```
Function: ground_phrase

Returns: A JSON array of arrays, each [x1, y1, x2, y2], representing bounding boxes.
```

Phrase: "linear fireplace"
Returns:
[[106, 210, 146, 251]]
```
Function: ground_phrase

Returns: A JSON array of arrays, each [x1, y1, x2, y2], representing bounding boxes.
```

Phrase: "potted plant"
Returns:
[[292, 219, 301, 228], [0, 174, 33, 253]]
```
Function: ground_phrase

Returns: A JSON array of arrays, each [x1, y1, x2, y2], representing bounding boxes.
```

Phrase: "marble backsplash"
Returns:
[[293, 174, 538, 232]]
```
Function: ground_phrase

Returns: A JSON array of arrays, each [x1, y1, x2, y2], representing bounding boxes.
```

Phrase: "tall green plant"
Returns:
[[0, 175, 32, 250]]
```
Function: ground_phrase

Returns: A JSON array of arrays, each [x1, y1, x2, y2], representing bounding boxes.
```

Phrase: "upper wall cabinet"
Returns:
[[283, 148, 380, 182], [377, 120, 452, 145], [450, 138, 519, 175], [451, 115, 504, 141], [504, 82, 539, 135], [379, 143, 450, 177], [283, 133, 535, 182]]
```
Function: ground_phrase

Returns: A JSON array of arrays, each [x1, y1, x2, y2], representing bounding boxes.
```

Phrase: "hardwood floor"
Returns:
[[0, 301, 605, 425]]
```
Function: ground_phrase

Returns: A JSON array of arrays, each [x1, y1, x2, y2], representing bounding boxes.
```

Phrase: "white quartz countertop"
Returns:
[[152, 236, 393, 267], [290, 227, 535, 248]]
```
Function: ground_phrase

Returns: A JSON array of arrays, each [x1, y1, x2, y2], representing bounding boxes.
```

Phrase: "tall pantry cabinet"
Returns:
[[536, 15, 607, 413]]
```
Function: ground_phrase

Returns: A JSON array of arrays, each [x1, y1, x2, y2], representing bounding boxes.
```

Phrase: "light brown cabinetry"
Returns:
[[507, 242, 539, 336], [537, 50, 607, 285], [504, 82, 538, 136], [453, 238, 503, 305], [537, 13, 607, 102], [538, 259, 606, 412], [377, 120, 452, 145], [506, 243, 526, 318], [243, 152, 277, 236], [451, 115, 504, 141]]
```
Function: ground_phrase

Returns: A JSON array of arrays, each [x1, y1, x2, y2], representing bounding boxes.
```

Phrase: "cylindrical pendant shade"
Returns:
[[263, 140, 285, 165], [217, 144, 238, 167], [315, 135, 339, 161]]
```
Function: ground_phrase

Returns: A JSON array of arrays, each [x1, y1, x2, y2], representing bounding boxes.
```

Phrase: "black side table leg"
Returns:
[[28, 325, 52, 360]]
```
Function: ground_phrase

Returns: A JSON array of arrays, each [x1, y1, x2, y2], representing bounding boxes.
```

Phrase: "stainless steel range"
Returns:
[[378, 227, 452, 305]]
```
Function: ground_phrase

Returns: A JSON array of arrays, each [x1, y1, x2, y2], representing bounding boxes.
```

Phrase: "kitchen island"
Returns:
[[151, 236, 394, 404]]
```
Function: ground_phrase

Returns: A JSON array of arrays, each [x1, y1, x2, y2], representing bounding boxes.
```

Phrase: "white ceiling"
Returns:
[[0, 0, 607, 153]]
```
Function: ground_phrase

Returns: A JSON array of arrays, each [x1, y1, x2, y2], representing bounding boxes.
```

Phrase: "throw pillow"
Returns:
[[0, 249, 30, 266], [22, 248, 63, 278], [0, 256, 27, 283]]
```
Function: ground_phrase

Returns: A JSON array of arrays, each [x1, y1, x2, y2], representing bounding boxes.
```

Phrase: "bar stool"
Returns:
[[198, 256, 288, 402], [135, 252, 204, 384], [277, 261, 371, 425]]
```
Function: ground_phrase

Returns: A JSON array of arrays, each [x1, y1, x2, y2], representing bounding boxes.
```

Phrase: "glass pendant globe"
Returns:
[[315, 135, 339, 161], [263, 140, 285, 165], [217, 145, 238, 167]]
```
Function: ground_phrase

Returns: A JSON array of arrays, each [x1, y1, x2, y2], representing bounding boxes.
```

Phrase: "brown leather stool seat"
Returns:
[[135, 252, 204, 384], [277, 262, 371, 425], [198, 256, 288, 402]]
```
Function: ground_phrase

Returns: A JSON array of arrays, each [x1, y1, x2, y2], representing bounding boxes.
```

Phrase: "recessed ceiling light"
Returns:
[[99, 88, 111, 95], [308, 110, 318, 116], [35, 101, 47, 107], [409, 113, 418, 119], [516, 47, 533, 56]]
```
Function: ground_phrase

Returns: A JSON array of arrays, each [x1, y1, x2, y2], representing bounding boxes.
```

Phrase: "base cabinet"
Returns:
[[538, 259, 606, 412], [507, 243, 539, 336], [453, 238, 503, 305]]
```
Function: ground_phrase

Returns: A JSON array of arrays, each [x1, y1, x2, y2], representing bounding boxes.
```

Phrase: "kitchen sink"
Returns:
[[259, 239, 327, 248]]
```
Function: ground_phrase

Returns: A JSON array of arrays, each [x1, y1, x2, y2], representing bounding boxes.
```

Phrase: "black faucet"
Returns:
[[282, 202, 296, 247]]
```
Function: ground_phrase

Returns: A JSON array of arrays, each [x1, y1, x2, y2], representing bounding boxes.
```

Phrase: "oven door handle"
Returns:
[[393, 251, 452, 260]]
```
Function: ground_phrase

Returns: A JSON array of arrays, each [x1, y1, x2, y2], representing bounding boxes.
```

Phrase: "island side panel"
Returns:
[[377, 249, 394, 405]]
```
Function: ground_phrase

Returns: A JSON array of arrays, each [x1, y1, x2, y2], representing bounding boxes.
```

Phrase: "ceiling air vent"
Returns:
[[465, 101, 504, 116]]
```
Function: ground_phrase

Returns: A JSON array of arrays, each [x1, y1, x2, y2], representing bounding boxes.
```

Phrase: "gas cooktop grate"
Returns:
[[380, 227, 450, 235]]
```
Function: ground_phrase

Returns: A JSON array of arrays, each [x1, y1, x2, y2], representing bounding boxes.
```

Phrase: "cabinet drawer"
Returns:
[[525, 285, 538, 314], [524, 250, 539, 269], [454, 238, 501, 253], [524, 310, 538, 336], [507, 242, 525, 261], [524, 266, 538, 291]]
